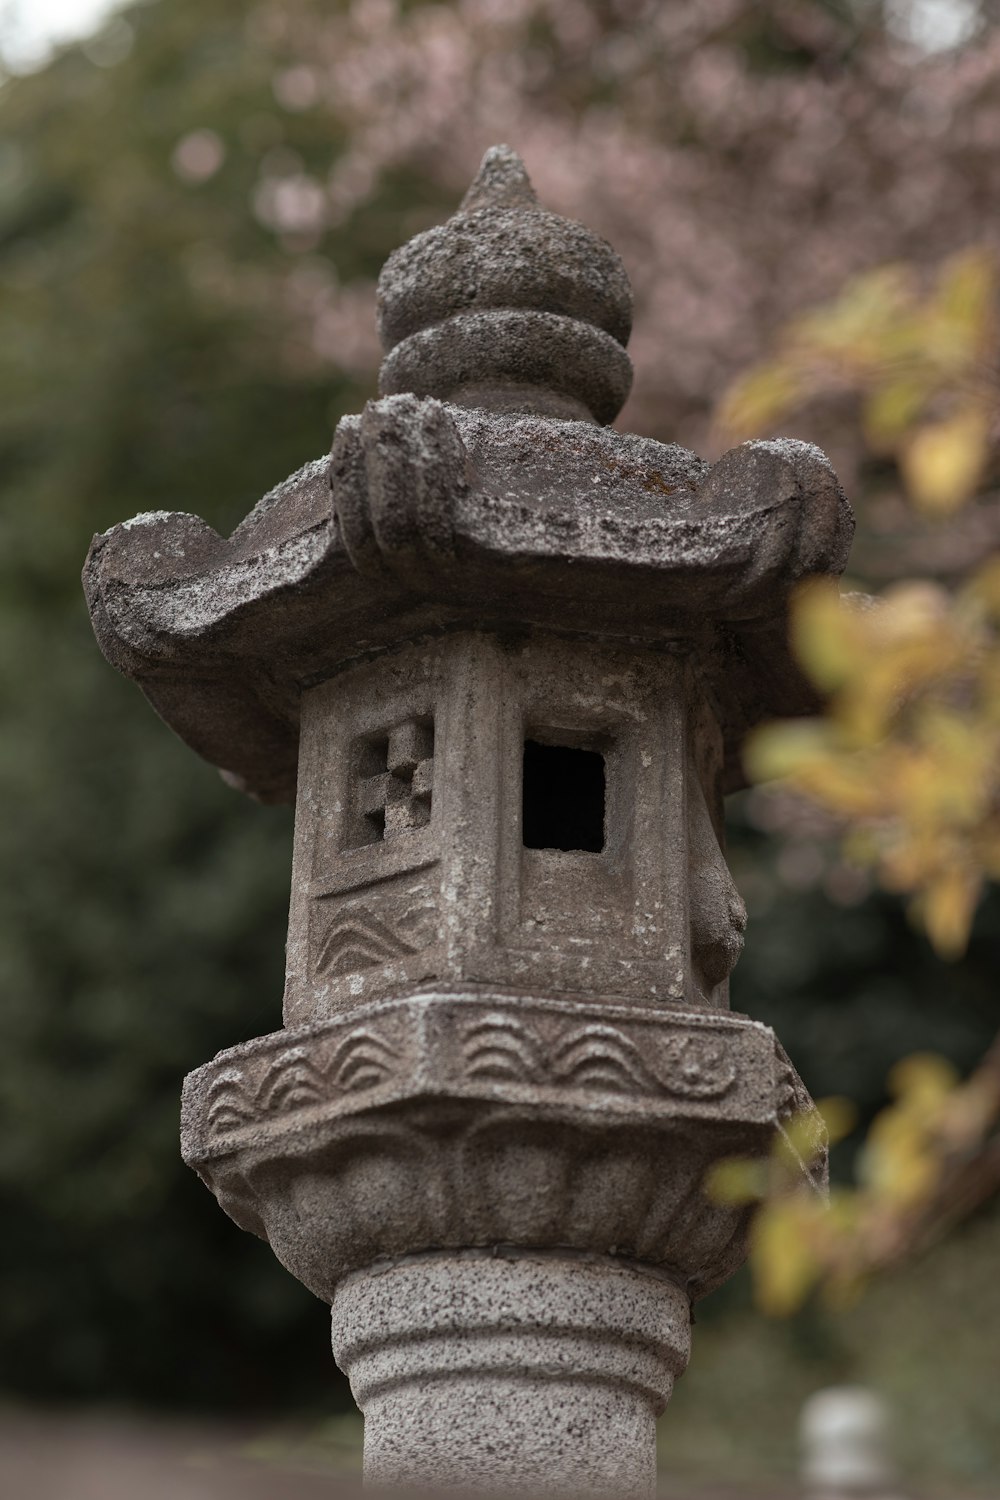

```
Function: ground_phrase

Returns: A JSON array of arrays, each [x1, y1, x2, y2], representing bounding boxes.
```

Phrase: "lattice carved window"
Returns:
[[348, 718, 434, 847]]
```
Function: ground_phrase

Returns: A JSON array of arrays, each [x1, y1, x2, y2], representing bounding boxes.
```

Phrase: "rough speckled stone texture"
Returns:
[[332, 1252, 689, 1496], [85, 145, 848, 1497], [181, 990, 820, 1304], [379, 309, 632, 426], [278, 632, 742, 1020], [376, 145, 633, 425]]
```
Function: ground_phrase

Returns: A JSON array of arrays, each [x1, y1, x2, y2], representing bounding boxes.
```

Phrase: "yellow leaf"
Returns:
[[750, 1200, 823, 1317], [742, 720, 832, 783], [716, 363, 805, 444], [791, 580, 864, 693], [794, 757, 886, 817], [915, 866, 981, 957], [779, 1107, 829, 1169], [705, 1158, 767, 1206], [931, 248, 997, 357], [900, 410, 991, 516], [792, 263, 915, 367], [817, 1096, 858, 1145], [887, 1052, 960, 1104], [859, 1112, 938, 1208], [864, 375, 931, 449]]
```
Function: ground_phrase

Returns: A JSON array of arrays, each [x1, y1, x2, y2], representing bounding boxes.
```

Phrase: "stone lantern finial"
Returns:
[[84, 146, 855, 1498], [458, 142, 539, 211], [376, 144, 634, 422]]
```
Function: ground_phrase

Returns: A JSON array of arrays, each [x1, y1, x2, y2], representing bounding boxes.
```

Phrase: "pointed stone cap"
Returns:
[[376, 146, 633, 423], [459, 143, 539, 213]]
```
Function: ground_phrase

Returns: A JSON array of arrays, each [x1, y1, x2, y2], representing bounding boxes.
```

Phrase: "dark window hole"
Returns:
[[522, 739, 605, 853], [357, 735, 389, 777], [363, 806, 386, 842]]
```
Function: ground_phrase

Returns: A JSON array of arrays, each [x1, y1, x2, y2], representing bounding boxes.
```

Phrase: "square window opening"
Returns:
[[522, 739, 606, 853]]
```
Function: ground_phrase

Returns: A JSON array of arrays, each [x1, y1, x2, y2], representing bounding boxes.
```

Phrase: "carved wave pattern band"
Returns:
[[198, 1007, 739, 1149], [460, 1015, 736, 1100], [205, 1028, 401, 1138]]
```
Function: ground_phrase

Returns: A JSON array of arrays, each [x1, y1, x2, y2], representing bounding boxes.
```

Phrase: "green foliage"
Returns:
[[0, 0, 366, 1408]]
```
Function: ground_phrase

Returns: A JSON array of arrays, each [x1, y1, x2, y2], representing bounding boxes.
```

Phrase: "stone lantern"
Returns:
[[84, 147, 853, 1497]]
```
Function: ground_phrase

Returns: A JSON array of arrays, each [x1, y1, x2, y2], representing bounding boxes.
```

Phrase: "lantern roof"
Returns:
[[84, 147, 853, 804]]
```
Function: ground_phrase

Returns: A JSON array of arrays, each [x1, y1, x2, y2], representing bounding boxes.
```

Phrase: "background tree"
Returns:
[[710, 245, 1000, 1317]]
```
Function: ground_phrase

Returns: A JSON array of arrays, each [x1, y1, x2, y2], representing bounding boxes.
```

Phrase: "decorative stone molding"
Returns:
[[182, 991, 818, 1303], [184, 993, 793, 1156]]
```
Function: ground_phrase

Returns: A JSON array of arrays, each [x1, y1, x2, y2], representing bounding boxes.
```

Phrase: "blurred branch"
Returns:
[[711, 1040, 1000, 1315], [896, 1030, 1000, 1261]]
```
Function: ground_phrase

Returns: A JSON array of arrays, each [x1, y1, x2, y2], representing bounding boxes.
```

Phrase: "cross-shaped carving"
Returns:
[[353, 719, 434, 845]]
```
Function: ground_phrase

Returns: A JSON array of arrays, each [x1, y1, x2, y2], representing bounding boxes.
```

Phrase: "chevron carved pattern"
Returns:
[[317, 910, 417, 976]]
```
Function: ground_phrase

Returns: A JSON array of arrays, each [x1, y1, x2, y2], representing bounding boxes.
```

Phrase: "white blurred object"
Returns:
[[801, 1386, 903, 1498], [0, 0, 126, 73]]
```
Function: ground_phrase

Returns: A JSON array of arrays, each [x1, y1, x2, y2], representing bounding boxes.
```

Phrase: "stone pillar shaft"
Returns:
[[332, 1252, 690, 1496]]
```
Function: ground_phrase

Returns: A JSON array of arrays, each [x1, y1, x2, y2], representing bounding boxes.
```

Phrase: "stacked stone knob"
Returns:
[[376, 144, 633, 423]]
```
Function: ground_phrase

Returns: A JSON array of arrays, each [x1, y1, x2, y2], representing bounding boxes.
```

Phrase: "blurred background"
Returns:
[[1, 0, 998, 1494]]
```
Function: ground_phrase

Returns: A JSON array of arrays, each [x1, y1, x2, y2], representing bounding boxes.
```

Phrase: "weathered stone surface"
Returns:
[[180, 989, 820, 1303], [380, 310, 633, 425], [83, 151, 852, 808], [282, 632, 742, 1022], [378, 147, 632, 348], [376, 144, 633, 425], [332, 1252, 689, 1496], [83, 400, 851, 804], [86, 144, 848, 1497]]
